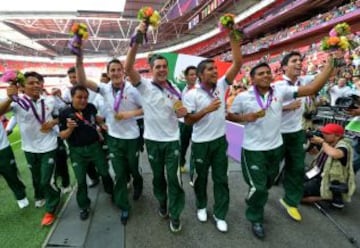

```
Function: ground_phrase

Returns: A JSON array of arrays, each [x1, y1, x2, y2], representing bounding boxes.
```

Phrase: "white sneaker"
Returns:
[[35, 199, 45, 208], [61, 186, 72, 194], [213, 215, 228, 232], [17, 198, 29, 209], [197, 208, 207, 222]]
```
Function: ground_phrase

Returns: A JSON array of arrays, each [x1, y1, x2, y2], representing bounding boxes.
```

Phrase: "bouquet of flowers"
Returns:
[[130, 7, 161, 46], [1, 70, 26, 106], [1, 70, 25, 86], [321, 23, 358, 67], [321, 23, 357, 50], [68, 23, 89, 55], [219, 13, 244, 41]]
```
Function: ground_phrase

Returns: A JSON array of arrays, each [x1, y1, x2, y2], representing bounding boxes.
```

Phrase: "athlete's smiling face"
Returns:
[[24, 76, 41, 99], [108, 62, 125, 88], [251, 66, 273, 89], [283, 55, 303, 78], [151, 58, 169, 83]]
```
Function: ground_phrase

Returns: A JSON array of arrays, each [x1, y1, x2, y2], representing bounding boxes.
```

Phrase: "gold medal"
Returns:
[[114, 113, 123, 120], [256, 109, 266, 118], [173, 100, 183, 111]]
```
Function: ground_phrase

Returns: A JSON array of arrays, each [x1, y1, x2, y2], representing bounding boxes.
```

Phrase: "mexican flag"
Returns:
[[160, 52, 231, 91]]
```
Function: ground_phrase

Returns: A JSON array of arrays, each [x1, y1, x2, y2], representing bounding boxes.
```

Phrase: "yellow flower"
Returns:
[[339, 36, 350, 50], [149, 10, 161, 28], [82, 32, 89, 40]]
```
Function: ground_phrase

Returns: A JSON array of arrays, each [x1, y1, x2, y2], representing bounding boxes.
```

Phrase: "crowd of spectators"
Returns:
[[218, 0, 360, 62]]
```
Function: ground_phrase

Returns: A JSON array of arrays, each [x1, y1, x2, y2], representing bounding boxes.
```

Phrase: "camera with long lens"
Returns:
[[335, 94, 360, 110], [305, 129, 323, 151], [305, 129, 323, 139]]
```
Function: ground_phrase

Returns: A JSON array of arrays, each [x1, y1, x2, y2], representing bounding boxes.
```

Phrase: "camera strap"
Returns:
[[306, 152, 328, 179]]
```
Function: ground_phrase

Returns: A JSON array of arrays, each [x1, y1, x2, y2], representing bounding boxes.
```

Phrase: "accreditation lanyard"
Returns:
[[74, 111, 95, 128]]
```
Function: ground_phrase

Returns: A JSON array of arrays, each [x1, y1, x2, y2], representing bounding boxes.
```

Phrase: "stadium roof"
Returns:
[[0, 0, 254, 59], [0, 0, 346, 61]]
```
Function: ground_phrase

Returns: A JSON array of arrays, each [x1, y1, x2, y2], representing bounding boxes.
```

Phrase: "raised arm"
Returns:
[[0, 85, 17, 115], [224, 34, 243, 84], [297, 55, 336, 97], [124, 22, 147, 86], [75, 52, 99, 92], [0, 98, 12, 116]]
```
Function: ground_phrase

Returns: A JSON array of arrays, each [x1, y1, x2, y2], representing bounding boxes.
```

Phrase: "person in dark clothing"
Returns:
[[59, 85, 114, 220]]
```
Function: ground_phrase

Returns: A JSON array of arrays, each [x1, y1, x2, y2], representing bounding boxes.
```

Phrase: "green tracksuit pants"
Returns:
[[241, 146, 284, 223], [179, 122, 194, 178], [282, 130, 306, 207], [107, 136, 143, 211], [145, 139, 185, 220], [0, 146, 26, 200], [69, 142, 114, 209], [191, 136, 229, 220], [24, 150, 60, 213]]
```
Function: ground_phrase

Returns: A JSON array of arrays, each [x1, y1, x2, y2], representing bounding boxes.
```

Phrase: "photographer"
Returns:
[[302, 123, 356, 209], [345, 108, 360, 174], [59, 85, 114, 220]]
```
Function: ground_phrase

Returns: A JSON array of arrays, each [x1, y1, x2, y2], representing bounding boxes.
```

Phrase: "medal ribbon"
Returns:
[[113, 84, 125, 113], [200, 83, 216, 98], [152, 81, 182, 100], [286, 79, 300, 87], [24, 97, 45, 124], [13, 95, 30, 111], [254, 86, 273, 110]]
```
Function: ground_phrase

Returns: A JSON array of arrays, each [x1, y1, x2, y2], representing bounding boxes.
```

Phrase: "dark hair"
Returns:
[[70, 84, 89, 97], [196, 59, 215, 76], [101, 72, 109, 78], [250, 62, 271, 78], [67, 66, 76, 74], [24, 71, 43, 84], [148, 54, 168, 68], [281, 51, 302, 67], [106, 58, 123, 73], [37, 73, 44, 82], [184, 66, 197, 76]]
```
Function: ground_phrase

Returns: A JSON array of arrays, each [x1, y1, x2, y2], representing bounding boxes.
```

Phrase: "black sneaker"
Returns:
[[252, 222, 265, 239], [158, 203, 168, 218], [331, 193, 345, 209], [120, 210, 129, 225], [80, 208, 90, 220], [169, 218, 182, 233], [133, 187, 143, 201]]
